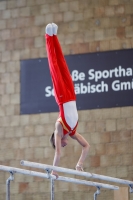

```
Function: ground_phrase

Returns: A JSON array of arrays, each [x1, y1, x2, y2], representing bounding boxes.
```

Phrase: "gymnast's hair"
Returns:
[[50, 132, 55, 149]]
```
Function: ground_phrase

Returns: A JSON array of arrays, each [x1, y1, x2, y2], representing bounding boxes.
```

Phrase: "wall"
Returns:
[[0, 0, 133, 199]]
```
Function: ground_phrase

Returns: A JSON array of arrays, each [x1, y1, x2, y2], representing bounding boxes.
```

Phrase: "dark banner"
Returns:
[[20, 49, 133, 114]]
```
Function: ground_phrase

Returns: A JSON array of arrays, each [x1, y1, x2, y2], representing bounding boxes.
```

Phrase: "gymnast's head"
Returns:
[[50, 132, 68, 149]]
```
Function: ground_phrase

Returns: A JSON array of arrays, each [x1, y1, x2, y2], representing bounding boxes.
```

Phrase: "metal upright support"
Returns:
[[129, 184, 133, 193], [51, 178, 54, 200], [45, 168, 55, 200], [94, 187, 100, 200], [6, 172, 14, 200]]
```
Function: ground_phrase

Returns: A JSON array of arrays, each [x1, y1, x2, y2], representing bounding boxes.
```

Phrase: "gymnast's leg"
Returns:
[[45, 24, 65, 105], [52, 23, 76, 102]]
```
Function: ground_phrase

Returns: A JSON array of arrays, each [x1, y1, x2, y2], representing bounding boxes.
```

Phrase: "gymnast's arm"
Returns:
[[51, 122, 62, 178], [71, 132, 90, 171]]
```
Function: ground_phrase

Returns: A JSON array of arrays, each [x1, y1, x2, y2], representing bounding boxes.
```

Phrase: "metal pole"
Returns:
[[45, 168, 54, 200], [94, 187, 100, 200], [6, 172, 14, 200], [129, 184, 133, 193], [51, 178, 54, 200]]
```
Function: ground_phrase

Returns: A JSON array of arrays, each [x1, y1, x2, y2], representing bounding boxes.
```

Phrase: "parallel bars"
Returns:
[[0, 164, 119, 200], [20, 160, 133, 193]]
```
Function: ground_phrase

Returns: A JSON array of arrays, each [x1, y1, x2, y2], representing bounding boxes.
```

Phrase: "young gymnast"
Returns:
[[45, 23, 90, 178]]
